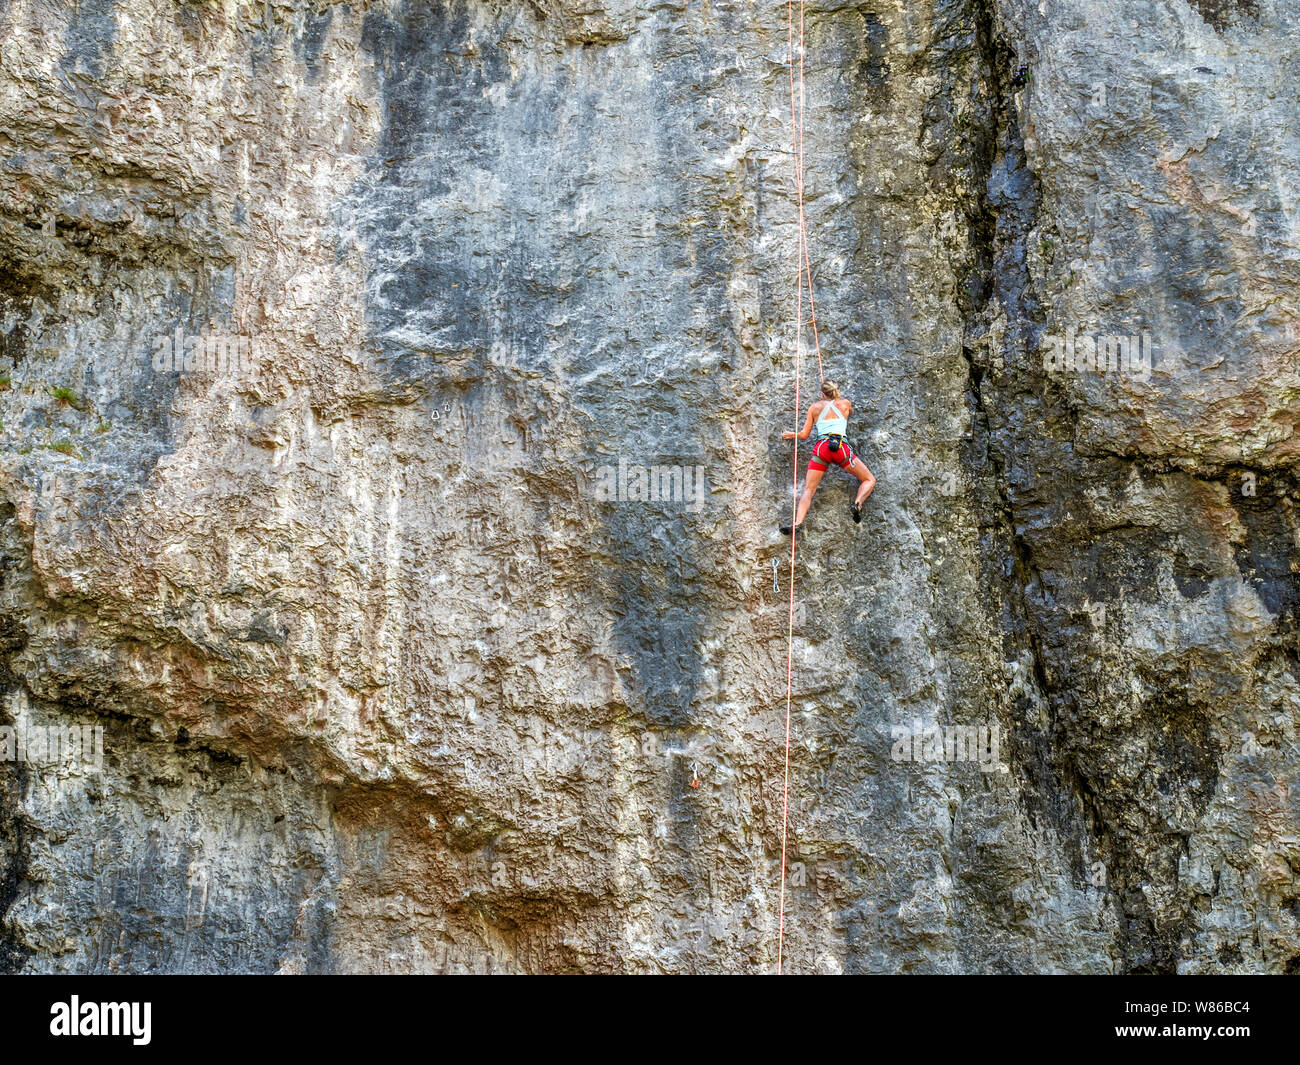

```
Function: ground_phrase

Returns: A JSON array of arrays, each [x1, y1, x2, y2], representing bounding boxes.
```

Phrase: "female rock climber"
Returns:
[[780, 380, 876, 535]]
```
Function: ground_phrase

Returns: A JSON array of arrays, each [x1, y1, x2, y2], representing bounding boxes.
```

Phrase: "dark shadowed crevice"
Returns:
[[962, 0, 1078, 837], [959, 0, 1142, 967]]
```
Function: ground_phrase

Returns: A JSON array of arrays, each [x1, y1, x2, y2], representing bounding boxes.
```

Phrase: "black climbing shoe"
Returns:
[[780, 522, 802, 536], [851, 502, 863, 524]]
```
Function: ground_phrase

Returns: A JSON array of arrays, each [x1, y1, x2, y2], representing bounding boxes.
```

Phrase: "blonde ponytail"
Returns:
[[821, 380, 840, 400]]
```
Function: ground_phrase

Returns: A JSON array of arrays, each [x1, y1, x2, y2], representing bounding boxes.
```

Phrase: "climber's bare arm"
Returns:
[[782, 403, 820, 441]]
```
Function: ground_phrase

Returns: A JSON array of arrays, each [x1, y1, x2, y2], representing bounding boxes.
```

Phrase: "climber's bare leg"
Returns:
[[791, 466, 825, 527], [848, 458, 876, 507]]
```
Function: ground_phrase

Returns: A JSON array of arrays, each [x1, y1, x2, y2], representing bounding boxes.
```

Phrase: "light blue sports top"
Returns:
[[814, 399, 848, 438]]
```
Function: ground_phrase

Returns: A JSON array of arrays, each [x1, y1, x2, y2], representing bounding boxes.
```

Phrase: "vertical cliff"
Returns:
[[0, 0, 1295, 972]]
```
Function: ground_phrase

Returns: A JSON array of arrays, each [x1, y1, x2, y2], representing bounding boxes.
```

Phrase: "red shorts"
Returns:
[[809, 437, 857, 472]]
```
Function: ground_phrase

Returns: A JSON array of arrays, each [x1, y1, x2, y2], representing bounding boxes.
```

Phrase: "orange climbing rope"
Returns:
[[778, 0, 826, 976], [790, 0, 826, 388], [778, 0, 799, 978]]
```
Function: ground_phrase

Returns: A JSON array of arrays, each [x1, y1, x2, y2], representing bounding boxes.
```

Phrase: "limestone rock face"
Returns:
[[0, 0, 1295, 973]]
